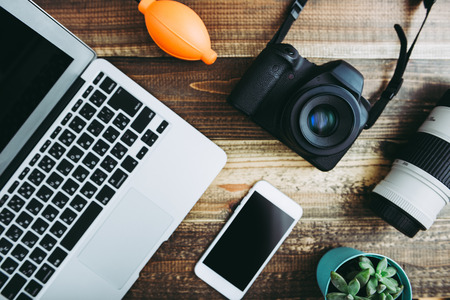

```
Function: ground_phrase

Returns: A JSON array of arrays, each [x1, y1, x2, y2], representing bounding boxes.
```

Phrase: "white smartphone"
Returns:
[[194, 180, 303, 300]]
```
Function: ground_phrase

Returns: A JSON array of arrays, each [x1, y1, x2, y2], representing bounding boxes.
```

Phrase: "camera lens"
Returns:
[[307, 105, 338, 136], [370, 90, 450, 237]]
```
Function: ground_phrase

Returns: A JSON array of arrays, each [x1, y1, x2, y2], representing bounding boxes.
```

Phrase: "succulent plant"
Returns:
[[326, 256, 404, 300], [326, 270, 371, 300], [358, 257, 404, 300]]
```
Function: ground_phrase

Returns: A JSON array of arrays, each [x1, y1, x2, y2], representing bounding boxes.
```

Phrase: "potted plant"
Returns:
[[316, 247, 412, 300]]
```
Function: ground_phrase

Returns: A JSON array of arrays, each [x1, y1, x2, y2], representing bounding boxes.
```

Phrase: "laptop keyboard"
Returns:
[[0, 72, 170, 299]]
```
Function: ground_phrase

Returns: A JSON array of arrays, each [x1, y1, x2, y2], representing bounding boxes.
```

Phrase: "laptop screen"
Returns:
[[0, 7, 73, 154]]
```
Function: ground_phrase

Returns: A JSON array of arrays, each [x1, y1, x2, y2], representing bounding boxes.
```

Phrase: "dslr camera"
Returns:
[[228, 42, 370, 171], [227, 0, 431, 171]]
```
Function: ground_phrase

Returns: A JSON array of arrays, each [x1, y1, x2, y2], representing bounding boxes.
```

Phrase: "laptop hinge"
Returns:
[[0, 77, 86, 190]]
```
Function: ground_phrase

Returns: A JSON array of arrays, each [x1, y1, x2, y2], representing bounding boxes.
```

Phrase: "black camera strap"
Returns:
[[269, 0, 308, 45], [269, 0, 436, 129], [365, 0, 436, 128]]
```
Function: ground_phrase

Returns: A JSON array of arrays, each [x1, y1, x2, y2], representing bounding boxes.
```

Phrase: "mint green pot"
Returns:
[[316, 247, 412, 300]]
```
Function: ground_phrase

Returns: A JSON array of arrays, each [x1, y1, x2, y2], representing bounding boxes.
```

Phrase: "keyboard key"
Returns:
[[103, 126, 119, 143], [89, 90, 107, 107], [20, 260, 37, 278], [35, 263, 55, 284], [77, 133, 95, 150], [82, 153, 100, 169], [26, 199, 44, 215], [82, 85, 94, 98], [58, 129, 76, 146], [29, 247, 47, 265], [40, 234, 57, 251], [29, 154, 41, 167], [93, 72, 104, 85], [1, 273, 26, 299], [80, 182, 97, 199], [6, 225, 23, 242], [49, 221, 67, 238], [96, 185, 115, 205], [0, 208, 15, 226], [18, 167, 30, 180], [16, 211, 33, 229], [56, 159, 74, 176], [51, 192, 69, 209], [0, 271, 8, 289], [108, 87, 142, 117], [100, 155, 118, 173], [21, 231, 39, 248], [87, 120, 105, 137], [99, 76, 117, 94], [8, 195, 25, 212], [67, 145, 84, 163], [141, 129, 158, 147], [79, 103, 97, 121], [68, 116, 87, 133], [70, 195, 87, 212], [38, 155, 56, 173], [39, 140, 51, 152], [136, 146, 149, 159], [50, 126, 62, 139], [0, 238, 13, 255], [28, 169, 46, 186], [42, 205, 59, 222], [73, 166, 89, 183], [121, 156, 138, 173], [72, 99, 84, 112], [25, 280, 42, 297], [113, 113, 130, 130], [109, 169, 128, 189], [7, 181, 19, 194], [111, 142, 127, 160], [156, 120, 169, 134], [61, 202, 102, 251], [11, 244, 29, 261], [93, 139, 110, 157], [0, 195, 7, 207], [1, 257, 19, 274], [17, 182, 35, 199], [90, 169, 108, 186], [62, 178, 80, 195], [48, 247, 67, 268], [61, 113, 72, 126], [98, 106, 115, 124], [31, 218, 49, 235], [46, 172, 63, 189], [60, 208, 77, 225], [121, 130, 138, 146], [131, 107, 155, 133]]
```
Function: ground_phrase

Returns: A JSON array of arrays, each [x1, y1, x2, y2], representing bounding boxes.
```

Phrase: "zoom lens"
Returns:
[[370, 90, 450, 237], [307, 105, 338, 136]]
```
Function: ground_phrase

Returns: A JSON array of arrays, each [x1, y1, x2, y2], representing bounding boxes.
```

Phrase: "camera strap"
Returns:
[[365, 0, 436, 128], [269, 0, 308, 45]]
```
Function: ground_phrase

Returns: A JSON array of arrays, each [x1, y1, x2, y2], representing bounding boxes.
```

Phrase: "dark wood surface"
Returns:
[[35, 0, 450, 298]]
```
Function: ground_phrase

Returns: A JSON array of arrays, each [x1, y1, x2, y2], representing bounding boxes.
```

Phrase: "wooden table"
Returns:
[[35, 0, 450, 298]]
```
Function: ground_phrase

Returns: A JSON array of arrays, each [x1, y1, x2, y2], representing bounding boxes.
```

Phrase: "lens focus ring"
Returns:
[[399, 132, 450, 188]]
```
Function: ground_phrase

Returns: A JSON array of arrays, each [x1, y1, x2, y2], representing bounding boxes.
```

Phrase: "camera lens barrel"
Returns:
[[371, 90, 450, 237]]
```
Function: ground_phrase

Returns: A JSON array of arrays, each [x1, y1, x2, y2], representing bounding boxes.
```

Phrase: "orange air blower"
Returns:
[[138, 0, 217, 65]]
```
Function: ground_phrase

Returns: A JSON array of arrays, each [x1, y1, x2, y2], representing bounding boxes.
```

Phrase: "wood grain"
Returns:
[[32, 0, 450, 298]]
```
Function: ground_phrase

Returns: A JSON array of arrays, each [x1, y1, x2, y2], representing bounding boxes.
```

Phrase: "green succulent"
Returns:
[[326, 270, 371, 300], [358, 257, 404, 300]]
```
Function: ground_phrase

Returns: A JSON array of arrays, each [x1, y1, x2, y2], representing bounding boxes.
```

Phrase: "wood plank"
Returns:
[[34, 0, 450, 59]]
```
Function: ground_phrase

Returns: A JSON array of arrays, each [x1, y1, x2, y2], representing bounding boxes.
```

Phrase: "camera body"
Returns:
[[228, 43, 371, 171]]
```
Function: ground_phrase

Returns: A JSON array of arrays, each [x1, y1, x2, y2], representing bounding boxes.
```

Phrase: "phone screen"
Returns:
[[203, 191, 295, 291]]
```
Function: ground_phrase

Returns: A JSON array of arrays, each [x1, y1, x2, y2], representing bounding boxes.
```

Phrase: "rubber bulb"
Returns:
[[138, 0, 217, 64]]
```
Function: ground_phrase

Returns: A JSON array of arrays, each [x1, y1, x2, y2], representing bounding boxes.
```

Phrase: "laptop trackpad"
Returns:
[[78, 188, 173, 289]]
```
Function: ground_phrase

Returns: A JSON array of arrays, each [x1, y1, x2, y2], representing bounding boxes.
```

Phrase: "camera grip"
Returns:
[[227, 47, 292, 116]]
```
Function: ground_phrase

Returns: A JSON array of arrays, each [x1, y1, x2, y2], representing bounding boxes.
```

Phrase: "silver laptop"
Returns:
[[0, 0, 227, 299]]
